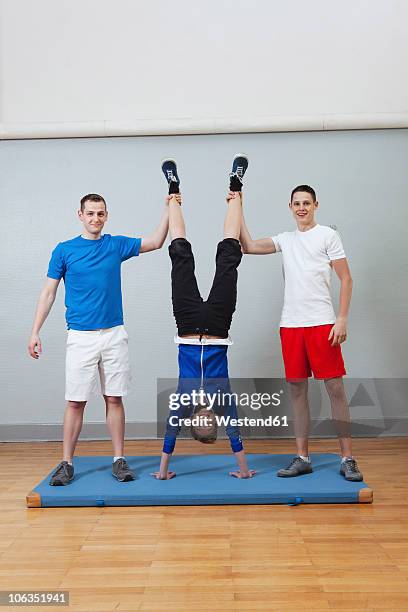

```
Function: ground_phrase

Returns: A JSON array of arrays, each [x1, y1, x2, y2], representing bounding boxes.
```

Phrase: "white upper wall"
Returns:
[[1, 0, 407, 138]]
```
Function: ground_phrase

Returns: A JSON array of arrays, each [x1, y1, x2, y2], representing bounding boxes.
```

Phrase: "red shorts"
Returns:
[[280, 324, 346, 380]]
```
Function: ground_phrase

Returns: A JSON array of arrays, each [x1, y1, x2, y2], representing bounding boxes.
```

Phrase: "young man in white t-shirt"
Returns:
[[239, 184, 363, 481]]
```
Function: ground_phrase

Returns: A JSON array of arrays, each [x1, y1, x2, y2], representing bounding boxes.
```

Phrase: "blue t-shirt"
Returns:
[[47, 234, 141, 330]]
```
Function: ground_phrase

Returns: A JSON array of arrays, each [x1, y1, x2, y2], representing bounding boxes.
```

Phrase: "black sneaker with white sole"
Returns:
[[340, 458, 363, 482], [229, 154, 249, 192], [112, 458, 135, 482], [49, 461, 74, 486], [277, 456, 313, 478], [161, 159, 180, 194]]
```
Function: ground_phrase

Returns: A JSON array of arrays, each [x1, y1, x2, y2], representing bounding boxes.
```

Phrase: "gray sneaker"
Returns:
[[277, 456, 313, 478], [340, 458, 363, 482], [49, 461, 74, 486], [112, 458, 135, 482]]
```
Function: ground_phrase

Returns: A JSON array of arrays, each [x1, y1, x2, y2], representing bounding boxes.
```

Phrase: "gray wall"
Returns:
[[1, 129, 407, 439]]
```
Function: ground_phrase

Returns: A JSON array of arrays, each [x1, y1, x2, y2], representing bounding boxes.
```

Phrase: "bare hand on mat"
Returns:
[[151, 471, 176, 480], [229, 470, 257, 479]]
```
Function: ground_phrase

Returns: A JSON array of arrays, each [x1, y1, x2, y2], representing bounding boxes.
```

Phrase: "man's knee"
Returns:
[[324, 376, 345, 399], [216, 238, 242, 265], [104, 395, 123, 407], [67, 400, 86, 410], [288, 380, 308, 399], [169, 237, 192, 259]]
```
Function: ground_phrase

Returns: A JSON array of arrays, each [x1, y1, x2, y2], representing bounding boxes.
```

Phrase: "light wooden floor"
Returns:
[[1, 438, 408, 611]]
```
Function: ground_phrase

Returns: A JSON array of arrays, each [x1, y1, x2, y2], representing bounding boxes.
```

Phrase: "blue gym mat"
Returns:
[[28, 454, 372, 507]]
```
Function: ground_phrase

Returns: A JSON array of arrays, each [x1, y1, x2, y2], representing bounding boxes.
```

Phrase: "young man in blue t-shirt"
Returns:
[[28, 193, 169, 485]]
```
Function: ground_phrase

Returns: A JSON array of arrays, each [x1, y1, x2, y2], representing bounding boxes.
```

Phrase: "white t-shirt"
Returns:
[[174, 335, 233, 346], [271, 224, 346, 328]]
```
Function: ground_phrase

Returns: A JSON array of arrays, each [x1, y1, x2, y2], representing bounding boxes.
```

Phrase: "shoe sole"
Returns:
[[232, 153, 249, 175], [233, 153, 249, 163], [340, 471, 363, 482], [161, 158, 177, 170], [277, 470, 313, 478], [113, 473, 135, 482], [50, 477, 74, 486], [231, 154, 249, 186]]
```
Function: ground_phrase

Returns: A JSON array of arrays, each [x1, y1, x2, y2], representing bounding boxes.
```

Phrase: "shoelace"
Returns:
[[288, 457, 305, 468], [236, 166, 244, 177], [116, 458, 129, 472], [52, 462, 69, 477], [344, 458, 359, 473]]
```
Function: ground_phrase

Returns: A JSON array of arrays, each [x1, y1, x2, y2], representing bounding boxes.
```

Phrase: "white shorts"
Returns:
[[65, 325, 131, 401]]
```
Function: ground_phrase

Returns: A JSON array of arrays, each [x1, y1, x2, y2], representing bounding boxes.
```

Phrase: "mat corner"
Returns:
[[358, 487, 373, 504], [26, 490, 42, 508]]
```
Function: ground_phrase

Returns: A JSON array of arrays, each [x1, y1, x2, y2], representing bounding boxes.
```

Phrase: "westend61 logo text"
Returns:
[[168, 389, 283, 411]]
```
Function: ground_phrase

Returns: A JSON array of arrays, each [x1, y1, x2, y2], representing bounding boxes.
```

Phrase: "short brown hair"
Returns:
[[291, 185, 316, 202], [80, 193, 107, 212]]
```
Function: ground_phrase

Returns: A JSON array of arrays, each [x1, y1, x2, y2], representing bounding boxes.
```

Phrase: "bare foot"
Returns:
[[229, 470, 256, 479], [151, 471, 176, 480]]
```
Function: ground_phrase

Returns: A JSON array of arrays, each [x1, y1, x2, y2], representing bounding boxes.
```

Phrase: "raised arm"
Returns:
[[28, 277, 61, 358], [240, 211, 276, 255], [139, 199, 172, 254]]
